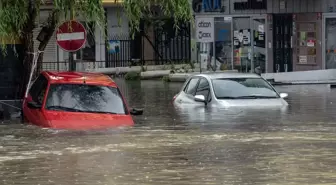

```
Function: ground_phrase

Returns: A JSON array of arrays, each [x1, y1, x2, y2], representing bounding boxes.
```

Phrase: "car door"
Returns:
[[195, 77, 212, 104], [23, 74, 49, 127], [177, 77, 204, 105]]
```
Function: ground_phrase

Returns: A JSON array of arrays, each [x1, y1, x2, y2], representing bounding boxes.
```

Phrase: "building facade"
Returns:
[[193, 0, 336, 73]]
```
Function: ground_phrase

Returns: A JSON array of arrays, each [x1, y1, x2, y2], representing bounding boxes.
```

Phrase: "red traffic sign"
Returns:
[[56, 20, 86, 52]]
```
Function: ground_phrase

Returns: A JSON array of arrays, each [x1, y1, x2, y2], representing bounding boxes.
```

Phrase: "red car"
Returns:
[[22, 71, 143, 130]]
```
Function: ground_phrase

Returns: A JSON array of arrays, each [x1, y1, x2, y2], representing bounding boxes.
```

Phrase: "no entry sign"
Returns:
[[56, 20, 87, 52]]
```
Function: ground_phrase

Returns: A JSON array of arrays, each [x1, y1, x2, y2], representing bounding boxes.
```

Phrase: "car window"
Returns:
[[195, 78, 211, 102], [184, 78, 199, 95], [29, 74, 48, 104], [211, 78, 279, 99], [45, 84, 127, 114]]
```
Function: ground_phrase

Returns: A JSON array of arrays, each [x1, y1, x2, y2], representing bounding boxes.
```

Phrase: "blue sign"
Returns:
[[108, 40, 120, 54], [218, 29, 228, 41], [192, 0, 222, 12], [203, 0, 221, 12]]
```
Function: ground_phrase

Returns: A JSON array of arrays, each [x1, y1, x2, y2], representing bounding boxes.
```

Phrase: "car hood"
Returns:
[[215, 98, 288, 108], [44, 111, 134, 130]]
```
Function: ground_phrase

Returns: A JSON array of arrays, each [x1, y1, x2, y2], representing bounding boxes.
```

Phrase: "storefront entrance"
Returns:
[[323, 14, 336, 69], [273, 14, 293, 73], [197, 15, 267, 73], [213, 15, 267, 73], [231, 16, 267, 73]]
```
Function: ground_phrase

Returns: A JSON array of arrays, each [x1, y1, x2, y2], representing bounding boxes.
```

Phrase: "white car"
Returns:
[[172, 73, 288, 108]]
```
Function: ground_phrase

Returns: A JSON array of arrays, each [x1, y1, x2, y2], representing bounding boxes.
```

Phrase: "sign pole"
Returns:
[[69, 9, 75, 71]]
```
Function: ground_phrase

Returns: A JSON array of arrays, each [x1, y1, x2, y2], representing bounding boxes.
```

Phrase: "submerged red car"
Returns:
[[22, 71, 143, 130]]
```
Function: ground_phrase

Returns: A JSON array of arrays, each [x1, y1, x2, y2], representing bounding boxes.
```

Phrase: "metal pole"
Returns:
[[69, 51, 74, 71], [198, 43, 201, 73], [56, 44, 59, 71], [213, 41, 216, 71], [69, 6, 75, 71]]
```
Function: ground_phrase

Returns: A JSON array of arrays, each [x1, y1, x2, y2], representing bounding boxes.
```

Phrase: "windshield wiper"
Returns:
[[85, 111, 117, 114], [234, 95, 277, 99], [46, 106, 85, 112], [217, 96, 239, 99], [217, 95, 277, 99]]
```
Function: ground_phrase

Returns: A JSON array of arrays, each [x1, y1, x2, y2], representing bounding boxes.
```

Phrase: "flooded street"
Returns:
[[1, 80, 336, 184]]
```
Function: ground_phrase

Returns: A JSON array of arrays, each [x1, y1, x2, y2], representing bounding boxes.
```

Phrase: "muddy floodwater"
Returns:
[[1, 80, 336, 185]]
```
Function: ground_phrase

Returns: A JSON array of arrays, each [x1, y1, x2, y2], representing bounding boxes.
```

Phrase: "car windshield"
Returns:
[[211, 78, 279, 99], [45, 84, 127, 114]]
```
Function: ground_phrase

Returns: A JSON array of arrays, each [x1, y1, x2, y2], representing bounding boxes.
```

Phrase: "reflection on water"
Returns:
[[1, 80, 336, 184]]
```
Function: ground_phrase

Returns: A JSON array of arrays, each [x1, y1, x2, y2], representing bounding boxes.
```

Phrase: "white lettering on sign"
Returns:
[[196, 17, 214, 43], [57, 32, 85, 41]]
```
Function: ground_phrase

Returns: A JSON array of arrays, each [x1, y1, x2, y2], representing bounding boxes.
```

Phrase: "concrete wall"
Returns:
[[262, 69, 336, 82]]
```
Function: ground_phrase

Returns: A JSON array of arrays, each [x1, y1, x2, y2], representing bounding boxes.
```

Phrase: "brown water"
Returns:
[[1, 80, 336, 185]]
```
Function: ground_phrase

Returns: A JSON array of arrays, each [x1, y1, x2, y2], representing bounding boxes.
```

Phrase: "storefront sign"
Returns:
[[234, 0, 267, 10], [192, 0, 223, 12], [196, 17, 214, 43]]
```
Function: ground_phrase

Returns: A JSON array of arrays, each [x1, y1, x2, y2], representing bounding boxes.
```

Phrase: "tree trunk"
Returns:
[[19, 32, 35, 99], [19, 0, 37, 98], [19, 9, 59, 98], [36, 10, 59, 74]]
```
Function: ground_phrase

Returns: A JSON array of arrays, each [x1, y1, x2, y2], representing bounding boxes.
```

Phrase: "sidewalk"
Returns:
[[261, 69, 336, 85]]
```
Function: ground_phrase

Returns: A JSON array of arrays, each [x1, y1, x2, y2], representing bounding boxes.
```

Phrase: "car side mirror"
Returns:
[[27, 101, 42, 109], [130, 108, 143, 116], [279, 93, 288, 99], [194, 95, 206, 104]]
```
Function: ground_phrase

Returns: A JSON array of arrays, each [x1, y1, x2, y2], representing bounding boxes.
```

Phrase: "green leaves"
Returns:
[[123, 0, 193, 37], [0, 0, 106, 45], [0, 0, 192, 52], [0, 0, 30, 45]]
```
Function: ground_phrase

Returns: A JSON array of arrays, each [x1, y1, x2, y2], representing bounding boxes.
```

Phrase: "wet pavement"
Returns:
[[1, 80, 336, 184]]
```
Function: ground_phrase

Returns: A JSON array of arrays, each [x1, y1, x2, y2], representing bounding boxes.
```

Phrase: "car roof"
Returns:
[[192, 72, 262, 79], [42, 71, 117, 86]]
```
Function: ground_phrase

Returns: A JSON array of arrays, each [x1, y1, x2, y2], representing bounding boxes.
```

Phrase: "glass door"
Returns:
[[233, 17, 252, 73], [251, 18, 266, 73], [214, 17, 233, 71], [325, 17, 336, 69]]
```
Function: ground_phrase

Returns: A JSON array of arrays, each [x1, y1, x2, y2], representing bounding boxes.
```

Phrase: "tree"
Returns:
[[0, 0, 192, 98]]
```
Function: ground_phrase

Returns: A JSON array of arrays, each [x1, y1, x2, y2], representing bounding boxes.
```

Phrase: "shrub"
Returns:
[[162, 76, 171, 82], [125, 71, 141, 80]]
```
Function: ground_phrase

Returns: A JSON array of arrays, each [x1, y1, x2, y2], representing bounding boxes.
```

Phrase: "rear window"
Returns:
[[45, 84, 127, 114]]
